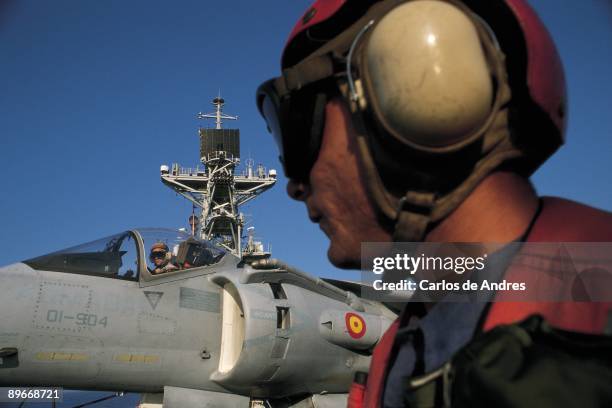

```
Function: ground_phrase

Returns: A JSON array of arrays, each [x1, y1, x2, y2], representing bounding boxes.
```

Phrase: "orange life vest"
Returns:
[[353, 197, 612, 408]]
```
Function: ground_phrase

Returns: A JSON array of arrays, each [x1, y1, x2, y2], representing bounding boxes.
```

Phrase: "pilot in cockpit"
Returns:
[[149, 242, 178, 275]]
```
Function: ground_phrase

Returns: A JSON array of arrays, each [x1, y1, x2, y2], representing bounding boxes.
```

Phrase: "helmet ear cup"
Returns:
[[362, 0, 494, 149]]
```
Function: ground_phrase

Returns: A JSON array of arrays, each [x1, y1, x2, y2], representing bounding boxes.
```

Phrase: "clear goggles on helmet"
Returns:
[[256, 56, 343, 183]]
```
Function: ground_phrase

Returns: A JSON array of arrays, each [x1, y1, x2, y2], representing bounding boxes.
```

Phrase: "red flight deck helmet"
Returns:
[[257, 0, 567, 241]]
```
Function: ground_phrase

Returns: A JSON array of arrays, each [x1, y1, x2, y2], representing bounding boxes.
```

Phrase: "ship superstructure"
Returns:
[[160, 97, 276, 257]]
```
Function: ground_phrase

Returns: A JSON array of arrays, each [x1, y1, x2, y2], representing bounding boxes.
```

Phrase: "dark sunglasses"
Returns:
[[256, 79, 331, 183], [256, 52, 346, 183], [150, 251, 167, 260]]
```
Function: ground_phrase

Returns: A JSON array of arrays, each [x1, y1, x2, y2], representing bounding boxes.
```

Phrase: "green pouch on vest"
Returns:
[[450, 314, 612, 407]]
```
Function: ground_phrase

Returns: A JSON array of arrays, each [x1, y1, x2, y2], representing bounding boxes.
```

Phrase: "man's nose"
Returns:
[[287, 179, 310, 201]]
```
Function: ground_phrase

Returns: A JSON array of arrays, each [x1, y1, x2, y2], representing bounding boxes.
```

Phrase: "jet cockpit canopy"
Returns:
[[23, 229, 226, 281]]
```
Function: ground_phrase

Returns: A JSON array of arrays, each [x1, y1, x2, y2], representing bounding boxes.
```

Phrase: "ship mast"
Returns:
[[197, 95, 238, 130], [160, 97, 276, 257]]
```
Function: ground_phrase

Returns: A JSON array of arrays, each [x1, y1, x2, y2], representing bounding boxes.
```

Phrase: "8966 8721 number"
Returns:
[[1, 387, 63, 402]]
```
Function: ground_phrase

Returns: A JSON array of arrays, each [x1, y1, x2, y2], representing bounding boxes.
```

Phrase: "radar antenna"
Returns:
[[160, 97, 276, 257], [196, 93, 238, 130]]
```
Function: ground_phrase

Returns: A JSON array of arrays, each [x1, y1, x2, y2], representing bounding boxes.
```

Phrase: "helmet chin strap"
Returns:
[[393, 192, 437, 242], [351, 112, 436, 242]]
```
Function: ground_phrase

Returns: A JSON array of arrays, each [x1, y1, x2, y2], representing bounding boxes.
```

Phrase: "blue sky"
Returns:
[[1, 0, 611, 406]]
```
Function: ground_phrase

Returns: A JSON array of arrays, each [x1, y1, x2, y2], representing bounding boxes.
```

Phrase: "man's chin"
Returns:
[[327, 244, 361, 269]]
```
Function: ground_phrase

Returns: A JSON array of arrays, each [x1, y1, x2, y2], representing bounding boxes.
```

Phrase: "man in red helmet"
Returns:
[[257, 0, 612, 406]]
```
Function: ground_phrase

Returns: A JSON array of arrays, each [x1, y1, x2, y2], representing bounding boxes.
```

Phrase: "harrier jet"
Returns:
[[0, 228, 397, 408]]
